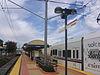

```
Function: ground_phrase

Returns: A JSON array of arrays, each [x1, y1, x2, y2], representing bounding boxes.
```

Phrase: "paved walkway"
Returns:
[[20, 54, 92, 75]]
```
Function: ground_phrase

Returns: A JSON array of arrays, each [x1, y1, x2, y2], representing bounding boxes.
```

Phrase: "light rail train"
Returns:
[[16, 48, 22, 56], [50, 31, 100, 75]]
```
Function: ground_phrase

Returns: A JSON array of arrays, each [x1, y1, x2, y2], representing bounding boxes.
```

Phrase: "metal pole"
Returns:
[[65, 15, 68, 75], [81, 37, 84, 71], [44, 0, 48, 64]]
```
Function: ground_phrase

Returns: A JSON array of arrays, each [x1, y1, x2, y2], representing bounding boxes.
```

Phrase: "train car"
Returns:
[[51, 37, 83, 70], [50, 31, 100, 75], [16, 48, 22, 56], [84, 31, 100, 75]]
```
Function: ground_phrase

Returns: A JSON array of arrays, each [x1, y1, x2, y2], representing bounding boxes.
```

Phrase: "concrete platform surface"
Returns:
[[20, 54, 93, 75]]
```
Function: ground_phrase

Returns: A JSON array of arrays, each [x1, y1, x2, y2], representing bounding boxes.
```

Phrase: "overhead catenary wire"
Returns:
[[2, 7, 22, 9], [0, 2, 17, 41], [4, 0, 18, 41], [8, 0, 45, 20], [36, 0, 83, 6], [0, 32, 9, 40], [0, 1, 10, 40], [0, 0, 4, 7], [48, 0, 93, 10], [76, 0, 93, 10], [47, 14, 60, 20], [36, 0, 94, 20], [47, 0, 92, 21], [4, 0, 91, 21], [48, 0, 83, 6], [5, 0, 98, 24], [36, 0, 87, 10], [7, 0, 95, 21]]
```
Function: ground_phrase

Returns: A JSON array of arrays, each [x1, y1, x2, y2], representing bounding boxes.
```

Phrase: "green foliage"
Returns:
[[36, 58, 55, 72], [0, 39, 3, 46], [5, 41, 17, 53], [38, 63, 55, 72]]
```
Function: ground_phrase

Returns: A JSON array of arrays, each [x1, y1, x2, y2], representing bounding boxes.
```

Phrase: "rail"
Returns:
[[0, 56, 19, 75]]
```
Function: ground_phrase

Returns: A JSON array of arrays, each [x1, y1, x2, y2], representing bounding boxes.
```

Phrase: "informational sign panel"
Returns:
[[84, 37, 100, 75]]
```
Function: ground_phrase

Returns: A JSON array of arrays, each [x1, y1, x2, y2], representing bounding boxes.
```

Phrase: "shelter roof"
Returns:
[[24, 40, 49, 50], [27, 40, 45, 45]]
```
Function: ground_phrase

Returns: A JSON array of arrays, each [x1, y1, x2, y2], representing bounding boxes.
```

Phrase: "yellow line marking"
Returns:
[[10, 55, 22, 75], [58, 63, 95, 75]]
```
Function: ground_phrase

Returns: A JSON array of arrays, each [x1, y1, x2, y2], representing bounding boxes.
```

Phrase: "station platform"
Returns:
[[10, 54, 95, 75]]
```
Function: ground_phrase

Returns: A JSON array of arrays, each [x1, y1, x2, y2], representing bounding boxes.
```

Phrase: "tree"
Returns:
[[0, 39, 3, 46], [5, 41, 17, 53]]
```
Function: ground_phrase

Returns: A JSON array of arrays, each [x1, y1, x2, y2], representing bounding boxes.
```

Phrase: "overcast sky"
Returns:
[[0, 0, 100, 47]]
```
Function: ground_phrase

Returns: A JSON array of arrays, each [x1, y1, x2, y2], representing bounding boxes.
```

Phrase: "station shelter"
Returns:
[[23, 40, 49, 60]]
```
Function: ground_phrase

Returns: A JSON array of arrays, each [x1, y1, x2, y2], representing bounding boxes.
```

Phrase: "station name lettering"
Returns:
[[88, 49, 100, 61], [87, 41, 100, 61], [88, 41, 100, 47], [88, 63, 100, 69]]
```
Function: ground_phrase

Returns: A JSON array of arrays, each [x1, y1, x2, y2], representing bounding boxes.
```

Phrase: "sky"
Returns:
[[0, 0, 100, 47]]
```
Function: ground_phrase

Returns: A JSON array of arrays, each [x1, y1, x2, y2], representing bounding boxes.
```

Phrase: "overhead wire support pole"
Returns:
[[8, 0, 45, 20], [44, 0, 48, 64]]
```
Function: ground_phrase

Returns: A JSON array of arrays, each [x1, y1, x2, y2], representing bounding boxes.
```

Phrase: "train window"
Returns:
[[55, 49, 57, 55], [50, 50, 52, 56], [58, 51, 61, 57], [63, 50, 65, 57], [73, 50, 75, 58], [53, 49, 57, 55], [53, 49, 55, 55], [76, 50, 79, 58], [67, 50, 71, 58]]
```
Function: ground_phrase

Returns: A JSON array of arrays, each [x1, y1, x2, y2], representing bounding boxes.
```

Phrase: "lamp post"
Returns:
[[55, 7, 77, 75]]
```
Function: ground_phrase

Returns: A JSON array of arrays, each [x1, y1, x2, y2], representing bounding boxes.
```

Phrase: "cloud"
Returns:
[[0, 0, 100, 46], [47, 0, 100, 45], [0, 0, 43, 45]]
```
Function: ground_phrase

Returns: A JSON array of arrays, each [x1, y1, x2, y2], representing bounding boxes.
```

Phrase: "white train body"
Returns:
[[84, 32, 100, 75], [51, 31, 100, 75]]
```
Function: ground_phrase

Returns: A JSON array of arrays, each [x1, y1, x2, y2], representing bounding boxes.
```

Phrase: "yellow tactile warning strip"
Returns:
[[58, 63, 95, 75], [10, 55, 22, 75]]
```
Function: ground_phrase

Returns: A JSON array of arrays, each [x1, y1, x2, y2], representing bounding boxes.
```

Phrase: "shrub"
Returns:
[[42, 64, 55, 72], [37, 60, 55, 72]]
